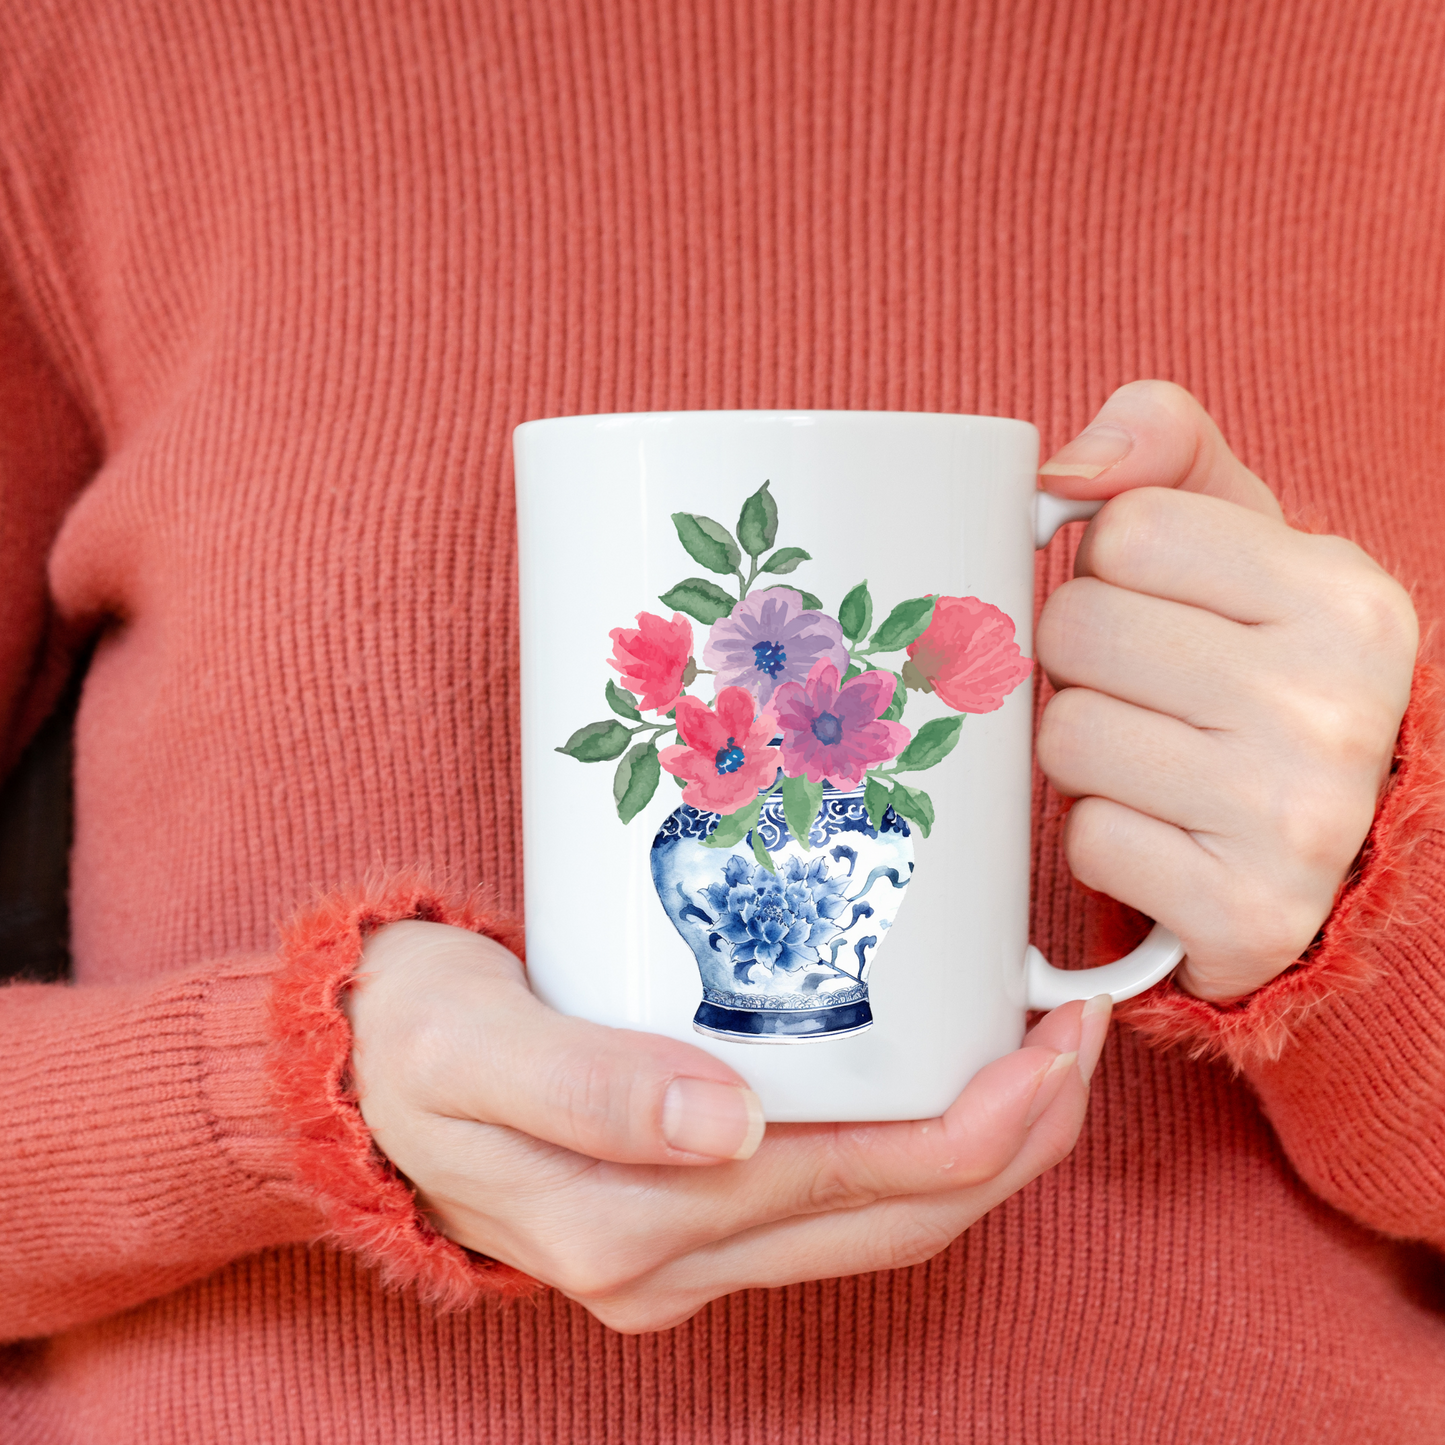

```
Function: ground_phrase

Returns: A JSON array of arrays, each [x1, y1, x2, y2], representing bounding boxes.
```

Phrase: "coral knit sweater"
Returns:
[[3, 0, 1445, 1440]]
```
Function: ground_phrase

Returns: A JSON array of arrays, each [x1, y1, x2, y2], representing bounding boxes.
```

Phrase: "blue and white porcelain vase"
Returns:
[[650, 785, 914, 1042]]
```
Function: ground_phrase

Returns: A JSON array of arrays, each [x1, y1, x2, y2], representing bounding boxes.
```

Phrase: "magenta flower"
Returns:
[[658, 687, 780, 814], [703, 587, 850, 706], [609, 611, 694, 713], [771, 660, 910, 789]]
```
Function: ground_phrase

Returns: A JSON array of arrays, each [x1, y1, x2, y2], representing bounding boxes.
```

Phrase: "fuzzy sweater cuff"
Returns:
[[268, 873, 537, 1309], [1116, 662, 1445, 1067]]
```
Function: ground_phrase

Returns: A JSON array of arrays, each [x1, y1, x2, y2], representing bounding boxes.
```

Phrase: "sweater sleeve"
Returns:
[[0, 874, 533, 1344], [0, 255, 529, 1339], [1118, 662, 1445, 1246]]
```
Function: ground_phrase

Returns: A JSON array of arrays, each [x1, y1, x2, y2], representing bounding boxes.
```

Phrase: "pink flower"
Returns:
[[703, 587, 850, 706], [771, 660, 910, 789], [906, 596, 1032, 712], [609, 611, 693, 713], [658, 687, 780, 814]]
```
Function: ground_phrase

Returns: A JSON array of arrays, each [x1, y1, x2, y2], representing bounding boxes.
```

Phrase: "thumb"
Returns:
[[1038, 379, 1283, 520], [351, 920, 766, 1165], [467, 986, 767, 1165]]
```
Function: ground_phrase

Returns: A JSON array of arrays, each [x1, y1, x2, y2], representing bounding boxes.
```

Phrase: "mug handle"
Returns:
[[1026, 491, 1186, 1008]]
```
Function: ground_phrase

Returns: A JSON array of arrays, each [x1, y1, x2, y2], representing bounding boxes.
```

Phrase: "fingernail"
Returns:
[[662, 1078, 765, 1160], [1039, 425, 1134, 481], [1025, 1051, 1078, 1127], [1078, 994, 1114, 1084]]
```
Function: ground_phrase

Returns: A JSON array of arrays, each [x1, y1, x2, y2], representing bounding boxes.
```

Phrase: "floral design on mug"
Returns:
[[703, 853, 851, 985], [659, 689, 781, 815], [557, 479, 1034, 869], [772, 660, 908, 789], [608, 610, 695, 713], [702, 587, 850, 705]]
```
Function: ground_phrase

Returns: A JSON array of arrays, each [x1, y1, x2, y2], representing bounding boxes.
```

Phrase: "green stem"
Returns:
[[736, 556, 762, 598]]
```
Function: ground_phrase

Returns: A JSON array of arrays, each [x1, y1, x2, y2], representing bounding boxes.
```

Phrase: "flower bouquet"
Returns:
[[557, 480, 1032, 1040], [559, 479, 1033, 856]]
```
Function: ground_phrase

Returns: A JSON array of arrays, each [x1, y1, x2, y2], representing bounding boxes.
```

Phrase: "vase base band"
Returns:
[[692, 999, 874, 1043]]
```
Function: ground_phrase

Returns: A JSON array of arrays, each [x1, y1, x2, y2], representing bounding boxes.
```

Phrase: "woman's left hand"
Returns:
[[1033, 380, 1419, 1002]]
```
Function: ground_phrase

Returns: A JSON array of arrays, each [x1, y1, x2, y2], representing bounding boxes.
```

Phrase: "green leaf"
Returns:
[[838, 581, 873, 642], [751, 825, 777, 873], [703, 797, 763, 849], [672, 512, 742, 574], [737, 480, 779, 556], [890, 781, 935, 838], [841, 662, 862, 683], [894, 715, 963, 772], [759, 546, 811, 576], [869, 595, 937, 651], [613, 743, 661, 823], [776, 587, 824, 611], [781, 774, 824, 850], [672, 771, 688, 788], [605, 679, 642, 720], [659, 578, 738, 625], [556, 719, 633, 762], [879, 672, 907, 722], [864, 775, 893, 830]]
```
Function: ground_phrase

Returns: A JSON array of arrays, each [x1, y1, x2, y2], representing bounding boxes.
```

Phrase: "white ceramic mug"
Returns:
[[514, 411, 1182, 1122]]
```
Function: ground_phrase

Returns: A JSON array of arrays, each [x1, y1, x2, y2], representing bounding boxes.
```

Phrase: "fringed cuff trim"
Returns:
[[267, 872, 537, 1309], [1118, 662, 1445, 1068]]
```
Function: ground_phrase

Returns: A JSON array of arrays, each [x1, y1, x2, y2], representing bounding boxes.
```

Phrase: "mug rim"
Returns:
[[513, 407, 1038, 443]]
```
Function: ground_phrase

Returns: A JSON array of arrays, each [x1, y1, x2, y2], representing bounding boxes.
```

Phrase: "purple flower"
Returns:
[[703, 587, 850, 706], [771, 660, 910, 788]]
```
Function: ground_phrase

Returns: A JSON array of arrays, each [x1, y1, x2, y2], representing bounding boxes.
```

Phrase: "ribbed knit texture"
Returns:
[[1, 0, 1444, 1440]]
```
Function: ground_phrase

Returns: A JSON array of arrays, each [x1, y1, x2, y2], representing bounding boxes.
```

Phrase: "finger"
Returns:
[[1036, 576, 1264, 727], [1037, 378, 1283, 519], [435, 1022, 1088, 1282], [1061, 796, 1325, 996], [1037, 686, 1235, 834], [1023, 995, 1088, 1051], [1073, 487, 1311, 624], [581, 1065, 1093, 1334], [361, 925, 767, 1165], [465, 993, 768, 1165]]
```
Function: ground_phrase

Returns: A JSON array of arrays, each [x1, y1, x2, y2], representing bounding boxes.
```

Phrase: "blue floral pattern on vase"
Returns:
[[651, 785, 914, 1041]]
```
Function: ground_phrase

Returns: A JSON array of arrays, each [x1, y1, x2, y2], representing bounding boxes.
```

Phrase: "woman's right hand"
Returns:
[[345, 920, 1111, 1334]]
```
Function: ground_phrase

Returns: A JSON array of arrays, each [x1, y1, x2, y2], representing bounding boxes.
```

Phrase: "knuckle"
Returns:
[[1110, 377, 1200, 417], [1036, 689, 1097, 782], [538, 1240, 653, 1302], [1061, 799, 1114, 889], [874, 1213, 964, 1274], [377, 1014, 459, 1108], [1281, 795, 1363, 875], [1260, 682, 1390, 792], [1036, 577, 1104, 665], [1245, 736, 1375, 873], [1218, 879, 1321, 971], [1306, 539, 1419, 654], [802, 1163, 870, 1216], [1092, 486, 1170, 566], [541, 1044, 653, 1153], [800, 1139, 881, 1215]]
